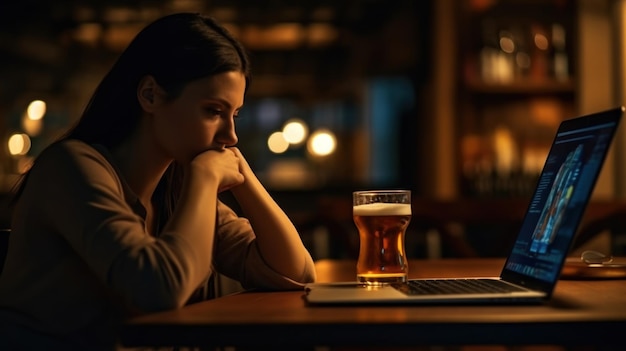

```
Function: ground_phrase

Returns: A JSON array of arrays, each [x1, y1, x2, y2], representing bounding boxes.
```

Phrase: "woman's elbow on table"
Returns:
[[301, 256, 317, 283]]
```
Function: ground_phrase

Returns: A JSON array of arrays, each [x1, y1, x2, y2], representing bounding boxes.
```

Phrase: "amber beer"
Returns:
[[353, 190, 411, 285]]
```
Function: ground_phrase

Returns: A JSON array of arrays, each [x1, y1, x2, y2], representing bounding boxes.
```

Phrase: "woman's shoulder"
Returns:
[[33, 140, 116, 179], [37, 140, 109, 167], [25, 140, 125, 200], [41, 139, 101, 158]]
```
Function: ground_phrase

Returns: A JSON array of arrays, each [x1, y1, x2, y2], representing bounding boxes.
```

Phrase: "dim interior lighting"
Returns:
[[499, 36, 515, 54], [27, 100, 46, 120], [307, 23, 338, 46], [282, 119, 308, 145], [74, 23, 103, 47], [534, 33, 549, 50], [516, 52, 531, 69], [268, 131, 289, 154], [307, 129, 336, 157], [8, 133, 31, 156]]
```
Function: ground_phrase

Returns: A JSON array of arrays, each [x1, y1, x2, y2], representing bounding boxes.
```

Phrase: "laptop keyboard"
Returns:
[[393, 279, 527, 295]]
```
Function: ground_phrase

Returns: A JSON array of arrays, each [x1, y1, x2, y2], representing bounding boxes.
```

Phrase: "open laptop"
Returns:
[[305, 106, 624, 305]]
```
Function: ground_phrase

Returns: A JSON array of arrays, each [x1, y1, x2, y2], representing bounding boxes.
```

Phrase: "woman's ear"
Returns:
[[137, 75, 158, 112]]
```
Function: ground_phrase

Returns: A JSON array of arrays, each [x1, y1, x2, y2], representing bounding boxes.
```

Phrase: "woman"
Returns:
[[0, 12, 316, 349]]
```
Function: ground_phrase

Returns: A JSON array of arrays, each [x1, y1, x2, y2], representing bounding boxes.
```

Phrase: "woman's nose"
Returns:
[[216, 116, 238, 146]]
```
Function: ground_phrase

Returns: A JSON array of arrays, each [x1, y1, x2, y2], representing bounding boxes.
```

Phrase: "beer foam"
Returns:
[[353, 203, 411, 216]]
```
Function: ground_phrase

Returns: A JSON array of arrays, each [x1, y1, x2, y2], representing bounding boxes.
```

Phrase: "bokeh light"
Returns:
[[267, 131, 289, 154], [8, 133, 31, 156], [534, 33, 549, 50], [307, 129, 336, 157], [26, 100, 46, 120], [282, 118, 308, 145], [499, 36, 515, 54]]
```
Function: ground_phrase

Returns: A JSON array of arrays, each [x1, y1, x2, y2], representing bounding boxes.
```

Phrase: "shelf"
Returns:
[[464, 78, 576, 95], [452, 0, 578, 199]]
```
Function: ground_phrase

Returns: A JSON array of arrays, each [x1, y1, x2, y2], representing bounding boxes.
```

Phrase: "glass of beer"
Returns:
[[353, 190, 411, 285]]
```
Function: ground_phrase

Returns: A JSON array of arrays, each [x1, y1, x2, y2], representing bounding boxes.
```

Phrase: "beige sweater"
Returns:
[[0, 140, 315, 350]]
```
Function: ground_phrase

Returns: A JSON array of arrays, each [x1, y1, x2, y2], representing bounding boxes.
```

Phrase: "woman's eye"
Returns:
[[204, 106, 241, 119], [205, 108, 222, 116]]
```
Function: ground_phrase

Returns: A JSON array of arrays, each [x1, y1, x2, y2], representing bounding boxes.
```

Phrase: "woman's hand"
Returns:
[[190, 148, 244, 193]]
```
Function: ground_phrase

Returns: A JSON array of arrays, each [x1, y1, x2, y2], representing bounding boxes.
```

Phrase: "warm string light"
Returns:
[[7, 99, 47, 161], [8, 134, 31, 156]]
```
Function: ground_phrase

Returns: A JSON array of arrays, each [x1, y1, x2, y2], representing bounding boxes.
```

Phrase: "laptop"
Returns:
[[304, 106, 624, 305]]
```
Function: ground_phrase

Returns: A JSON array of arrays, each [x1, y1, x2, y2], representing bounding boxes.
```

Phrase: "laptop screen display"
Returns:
[[503, 110, 621, 285]]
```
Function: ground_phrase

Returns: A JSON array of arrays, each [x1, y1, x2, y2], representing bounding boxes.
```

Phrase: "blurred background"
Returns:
[[1, 0, 626, 259]]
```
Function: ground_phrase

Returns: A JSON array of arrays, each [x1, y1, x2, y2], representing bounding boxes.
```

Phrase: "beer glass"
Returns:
[[353, 190, 411, 285]]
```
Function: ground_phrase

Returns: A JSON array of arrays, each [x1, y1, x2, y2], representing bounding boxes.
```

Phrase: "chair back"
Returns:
[[0, 229, 9, 274]]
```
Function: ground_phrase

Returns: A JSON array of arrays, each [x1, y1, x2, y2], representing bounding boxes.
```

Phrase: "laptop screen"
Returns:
[[502, 108, 622, 289]]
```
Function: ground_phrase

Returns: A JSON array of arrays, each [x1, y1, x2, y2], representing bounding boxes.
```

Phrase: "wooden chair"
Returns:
[[571, 201, 626, 254]]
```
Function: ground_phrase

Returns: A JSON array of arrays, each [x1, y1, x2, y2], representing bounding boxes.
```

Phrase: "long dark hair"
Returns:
[[12, 13, 251, 231]]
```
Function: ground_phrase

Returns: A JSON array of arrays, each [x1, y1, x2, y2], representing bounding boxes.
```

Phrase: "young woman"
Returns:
[[0, 12, 316, 349]]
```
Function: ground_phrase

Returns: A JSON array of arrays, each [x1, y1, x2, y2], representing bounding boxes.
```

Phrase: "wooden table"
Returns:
[[119, 258, 626, 349]]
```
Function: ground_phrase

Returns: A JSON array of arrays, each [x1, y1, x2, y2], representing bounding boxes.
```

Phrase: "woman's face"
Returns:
[[150, 71, 246, 163]]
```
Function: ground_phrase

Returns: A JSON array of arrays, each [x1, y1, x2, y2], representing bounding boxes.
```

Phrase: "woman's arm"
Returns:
[[156, 148, 246, 304], [228, 147, 316, 283], [42, 142, 244, 311]]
